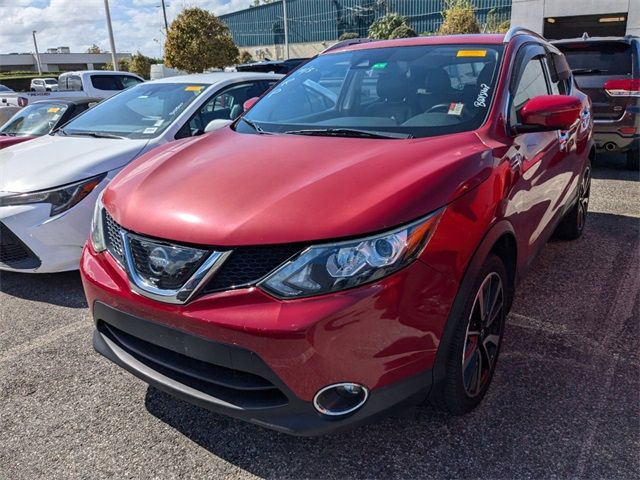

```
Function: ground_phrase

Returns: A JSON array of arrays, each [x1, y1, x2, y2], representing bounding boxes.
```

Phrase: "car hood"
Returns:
[[105, 128, 493, 246], [0, 135, 149, 193], [0, 135, 35, 150]]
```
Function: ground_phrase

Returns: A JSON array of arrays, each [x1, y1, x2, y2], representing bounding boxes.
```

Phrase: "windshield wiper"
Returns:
[[571, 68, 608, 75], [284, 128, 412, 139], [62, 131, 125, 139], [240, 117, 272, 134]]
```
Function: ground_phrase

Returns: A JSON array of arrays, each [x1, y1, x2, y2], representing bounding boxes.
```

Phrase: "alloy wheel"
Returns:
[[577, 167, 591, 231], [462, 272, 504, 397]]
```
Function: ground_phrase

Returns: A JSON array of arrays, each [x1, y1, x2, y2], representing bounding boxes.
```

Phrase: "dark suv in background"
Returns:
[[554, 36, 639, 169]]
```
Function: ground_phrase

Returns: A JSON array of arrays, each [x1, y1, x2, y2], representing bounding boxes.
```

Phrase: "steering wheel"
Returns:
[[426, 103, 473, 120]]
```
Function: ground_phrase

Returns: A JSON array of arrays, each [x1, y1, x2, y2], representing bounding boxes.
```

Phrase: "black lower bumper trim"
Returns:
[[92, 301, 433, 436], [0, 222, 41, 270]]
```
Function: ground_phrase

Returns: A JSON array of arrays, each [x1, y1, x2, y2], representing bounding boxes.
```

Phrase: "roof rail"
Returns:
[[503, 26, 547, 43], [322, 38, 377, 53]]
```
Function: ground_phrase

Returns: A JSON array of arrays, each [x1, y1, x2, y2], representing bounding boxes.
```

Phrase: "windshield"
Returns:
[[61, 83, 207, 139], [0, 103, 69, 136], [44, 79, 57, 84], [239, 44, 503, 139]]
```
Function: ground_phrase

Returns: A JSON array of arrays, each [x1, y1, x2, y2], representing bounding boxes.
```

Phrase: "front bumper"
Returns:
[[81, 244, 459, 435], [92, 302, 432, 436], [0, 183, 105, 273]]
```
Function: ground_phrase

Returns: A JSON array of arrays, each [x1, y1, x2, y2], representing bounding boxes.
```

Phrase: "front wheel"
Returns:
[[554, 160, 591, 240], [430, 254, 508, 414]]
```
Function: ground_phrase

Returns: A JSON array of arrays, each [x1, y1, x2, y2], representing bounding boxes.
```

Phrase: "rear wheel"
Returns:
[[554, 161, 591, 240], [430, 254, 508, 414], [626, 148, 639, 170]]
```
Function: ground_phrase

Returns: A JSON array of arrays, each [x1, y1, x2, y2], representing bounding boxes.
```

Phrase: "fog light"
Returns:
[[313, 383, 368, 416]]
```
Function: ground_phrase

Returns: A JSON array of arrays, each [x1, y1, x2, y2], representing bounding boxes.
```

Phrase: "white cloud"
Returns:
[[0, 0, 255, 57]]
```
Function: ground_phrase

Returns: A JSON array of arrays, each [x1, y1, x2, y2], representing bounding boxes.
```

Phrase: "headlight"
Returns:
[[259, 210, 443, 299], [0, 173, 106, 216], [90, 191, 106, 253]]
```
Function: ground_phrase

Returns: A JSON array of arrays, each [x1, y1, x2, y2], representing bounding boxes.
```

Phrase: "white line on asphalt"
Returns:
[[0, 320, 88, 365], [574, 249, 640, 477]]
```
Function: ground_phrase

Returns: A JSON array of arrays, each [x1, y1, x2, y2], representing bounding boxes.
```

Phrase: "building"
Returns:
[[0, 52, 131, 73], [511, 0, 639, 39], [221, 0, 512, 60]]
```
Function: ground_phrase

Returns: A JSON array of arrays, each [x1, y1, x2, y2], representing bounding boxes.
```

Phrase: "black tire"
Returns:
[[626, 149, 639, 170], [554, 160, 591, 240], [430, 254, 508, 415]]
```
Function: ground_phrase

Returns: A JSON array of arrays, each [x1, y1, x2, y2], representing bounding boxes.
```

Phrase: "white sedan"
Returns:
[[0, 72, 281, 272]]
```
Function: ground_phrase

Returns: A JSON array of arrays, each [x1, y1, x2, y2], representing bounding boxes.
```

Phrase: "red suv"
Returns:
[[81, 28, 594, 436]]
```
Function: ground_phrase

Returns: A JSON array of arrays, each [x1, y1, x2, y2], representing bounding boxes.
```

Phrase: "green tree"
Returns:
[[164, 7, 239, 73], [484, 7, 510, 33], [368, 13, 410, 40], [128, 51, 160, 79], [338, 32, 360, 41], [438, 0, 481, 35], [102, 58, 130, 72], [86, 44, 102, 54], [238, 50, 253, 64], [389, 25, 418, 39]]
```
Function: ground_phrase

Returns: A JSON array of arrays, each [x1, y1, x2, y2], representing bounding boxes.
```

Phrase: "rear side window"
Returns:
[[91, 74, 142, 91], [557, 42, 632, 76]]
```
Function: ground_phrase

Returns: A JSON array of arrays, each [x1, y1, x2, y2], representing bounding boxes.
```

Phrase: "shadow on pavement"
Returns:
[[144, 210, 639, 479], [0, 270, 87, 308]]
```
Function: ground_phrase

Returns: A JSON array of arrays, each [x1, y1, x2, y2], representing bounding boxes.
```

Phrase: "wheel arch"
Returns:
[[430, 219, 517, 390]]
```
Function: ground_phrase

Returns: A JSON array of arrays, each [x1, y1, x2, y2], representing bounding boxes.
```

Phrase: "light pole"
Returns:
[[103, 0, 118, 71], [283, 0, 289, 59], [160, 0, 169, 32], [32, 30, 42, 76]]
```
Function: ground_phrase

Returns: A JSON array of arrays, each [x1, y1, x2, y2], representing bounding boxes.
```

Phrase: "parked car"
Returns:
[[30, 78, 59, 92], [81, 29, 594, 435], [0, 72, 281, 273], [0, 97, 101, 150], [235, 57, 309, 74], [0, 70, 143, 108], [554, 35, 639, 169]]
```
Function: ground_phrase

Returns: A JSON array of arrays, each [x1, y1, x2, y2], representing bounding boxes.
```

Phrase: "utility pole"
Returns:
[[103, 0, 118, 71], [32, 30, 42, 76], [283, 0, 289, 60], [161, 0, 169, 32]]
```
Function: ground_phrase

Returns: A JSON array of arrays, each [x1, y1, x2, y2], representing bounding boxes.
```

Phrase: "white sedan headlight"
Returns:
[[0, 173, 106, 217], [90, 191, 106, 253], [259, 210, 443, 299]]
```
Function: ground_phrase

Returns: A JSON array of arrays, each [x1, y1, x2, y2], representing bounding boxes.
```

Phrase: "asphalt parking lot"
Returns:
[[0, 154, 638, 480]]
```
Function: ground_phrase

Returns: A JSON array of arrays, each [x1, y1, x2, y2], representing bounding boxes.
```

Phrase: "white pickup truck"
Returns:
[[0, 70, 143, 107]]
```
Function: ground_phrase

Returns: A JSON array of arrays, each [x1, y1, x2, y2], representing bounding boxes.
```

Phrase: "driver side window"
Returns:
[[511, 57, 549, 126]]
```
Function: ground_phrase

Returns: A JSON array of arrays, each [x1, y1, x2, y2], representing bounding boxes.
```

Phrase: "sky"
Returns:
[[0, 0, 256, 58]]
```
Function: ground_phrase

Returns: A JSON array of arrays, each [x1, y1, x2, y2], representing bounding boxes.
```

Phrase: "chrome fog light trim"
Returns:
[[313, 383, 369, 416]]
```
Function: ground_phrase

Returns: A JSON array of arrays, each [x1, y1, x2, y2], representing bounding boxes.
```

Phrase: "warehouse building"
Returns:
[[0, 51, 131, 73], [511, 0, 639, 39], [221, 0, 512, 60]]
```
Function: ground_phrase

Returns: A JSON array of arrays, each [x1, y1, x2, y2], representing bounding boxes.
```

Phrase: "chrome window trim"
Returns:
[[114, 229, 231, 305]]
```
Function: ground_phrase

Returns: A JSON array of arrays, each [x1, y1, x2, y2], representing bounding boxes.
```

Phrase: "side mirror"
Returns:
[[204, 119, 232, 133], [516, 95, 582, 133], [243, 97, 259, 112]]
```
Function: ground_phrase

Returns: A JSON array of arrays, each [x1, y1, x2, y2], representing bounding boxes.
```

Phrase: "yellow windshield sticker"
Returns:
[[185, 85, 205, 92], [457, 50, 487, 57], [47, 107, 60, 113]]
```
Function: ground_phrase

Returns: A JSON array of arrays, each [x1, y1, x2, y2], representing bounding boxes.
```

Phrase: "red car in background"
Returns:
[[0, 97, 100, 149], [81, 28, 594, 436]]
